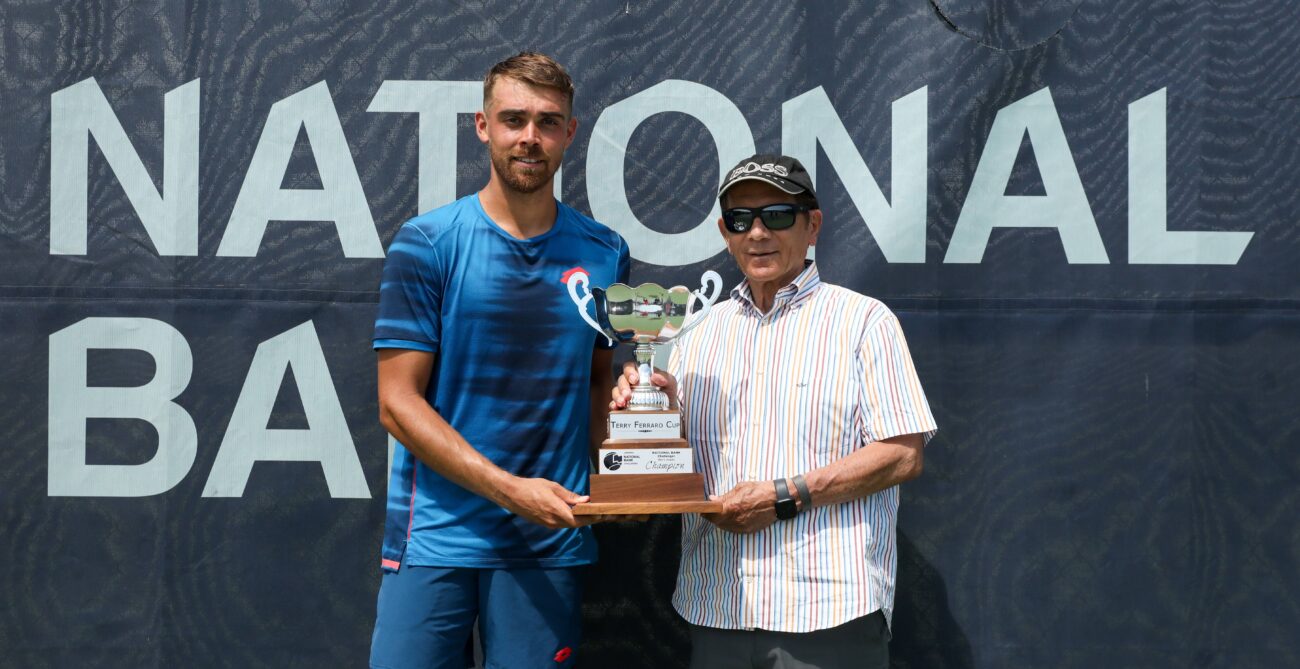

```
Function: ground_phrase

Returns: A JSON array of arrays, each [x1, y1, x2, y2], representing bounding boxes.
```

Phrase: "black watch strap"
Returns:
[[773, 478, 798, 520], [791, 474, 812, 510]]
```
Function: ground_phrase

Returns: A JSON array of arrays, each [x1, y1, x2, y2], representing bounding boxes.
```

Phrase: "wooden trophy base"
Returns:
[[573, 473, 722, 515], [575, 411, 721, 515]]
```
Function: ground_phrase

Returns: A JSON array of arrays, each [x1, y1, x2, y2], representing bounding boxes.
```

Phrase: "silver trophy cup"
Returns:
[[567, 270, 723, 410]]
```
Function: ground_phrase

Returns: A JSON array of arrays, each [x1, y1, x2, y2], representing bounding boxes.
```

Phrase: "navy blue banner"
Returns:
[[2, 1, 1297, 666]]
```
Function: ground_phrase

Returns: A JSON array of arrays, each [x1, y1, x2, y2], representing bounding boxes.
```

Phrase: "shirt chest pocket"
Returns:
[[789, 353, 858, 465]]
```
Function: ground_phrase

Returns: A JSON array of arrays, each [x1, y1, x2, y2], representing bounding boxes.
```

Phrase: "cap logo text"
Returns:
[[731, 162, 789, 179]]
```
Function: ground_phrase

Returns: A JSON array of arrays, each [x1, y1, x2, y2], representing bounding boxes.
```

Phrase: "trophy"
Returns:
[[567, 270, 724, 514]]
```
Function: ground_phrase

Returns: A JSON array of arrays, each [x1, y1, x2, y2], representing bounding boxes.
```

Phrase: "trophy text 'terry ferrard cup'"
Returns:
[[566, 270, 724, 514]]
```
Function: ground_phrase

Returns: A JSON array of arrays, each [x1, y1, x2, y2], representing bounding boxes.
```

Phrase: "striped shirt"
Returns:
[[669, 261, 936, 633]]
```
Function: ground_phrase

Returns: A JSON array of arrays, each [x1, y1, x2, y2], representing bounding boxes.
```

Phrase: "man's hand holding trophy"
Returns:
[[566, 269, 724, 514]]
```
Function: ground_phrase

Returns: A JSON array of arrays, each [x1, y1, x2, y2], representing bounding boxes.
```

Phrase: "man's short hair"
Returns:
[[483, 52, 575, 114], [792, 191, 819, 210]]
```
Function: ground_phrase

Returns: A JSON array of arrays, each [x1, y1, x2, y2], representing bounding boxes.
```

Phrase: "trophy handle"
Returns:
[[566, 271, 614, 346], [677, 270, 723, 337]]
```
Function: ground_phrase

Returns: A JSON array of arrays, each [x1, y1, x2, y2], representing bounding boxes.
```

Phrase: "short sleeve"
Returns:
[[856, 312, 937, 444], [373, 223, 443, 352]]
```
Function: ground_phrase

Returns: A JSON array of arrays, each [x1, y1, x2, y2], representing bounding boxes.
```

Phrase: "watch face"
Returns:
[[775, 497, 798, 520]]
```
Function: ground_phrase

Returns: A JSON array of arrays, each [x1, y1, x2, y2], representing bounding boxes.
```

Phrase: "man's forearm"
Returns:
[[380, 391, 518, 507], [799, 433, 925, 510]]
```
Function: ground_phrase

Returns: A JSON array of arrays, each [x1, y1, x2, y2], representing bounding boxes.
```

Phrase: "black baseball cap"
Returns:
[[717, 154, 818, 208]]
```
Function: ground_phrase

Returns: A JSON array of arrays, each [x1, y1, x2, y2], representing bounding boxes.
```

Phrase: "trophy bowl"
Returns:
[[600, 283, 693, 343], [568, 271, 722, 410]]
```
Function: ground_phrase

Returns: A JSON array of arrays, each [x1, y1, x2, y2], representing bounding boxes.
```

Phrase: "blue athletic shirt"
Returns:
[[373, 194, 630, 570]]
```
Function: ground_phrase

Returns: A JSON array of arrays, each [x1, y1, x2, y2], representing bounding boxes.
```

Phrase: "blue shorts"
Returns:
[[369, 559, 584, 669]]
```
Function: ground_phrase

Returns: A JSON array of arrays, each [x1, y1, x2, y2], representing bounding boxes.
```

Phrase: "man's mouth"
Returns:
[[513, 156, 544, 167]]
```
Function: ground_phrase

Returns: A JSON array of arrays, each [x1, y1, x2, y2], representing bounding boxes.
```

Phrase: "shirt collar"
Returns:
[[730, 260, 822, 314]]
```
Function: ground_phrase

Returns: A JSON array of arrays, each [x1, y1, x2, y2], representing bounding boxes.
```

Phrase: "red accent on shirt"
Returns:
[[560, 266, 587, 285]]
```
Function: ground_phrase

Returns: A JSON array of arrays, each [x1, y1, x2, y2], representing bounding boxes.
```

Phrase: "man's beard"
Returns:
[[490, 148, 554, 195]]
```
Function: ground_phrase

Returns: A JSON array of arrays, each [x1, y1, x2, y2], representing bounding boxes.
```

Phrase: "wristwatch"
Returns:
[[773, 478, 799, 520]]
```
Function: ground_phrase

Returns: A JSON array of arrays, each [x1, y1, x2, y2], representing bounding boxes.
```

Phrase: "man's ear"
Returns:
[[807, 209, 823, 246], [565, 116, 578, 149], [474, 110, 489, 144]]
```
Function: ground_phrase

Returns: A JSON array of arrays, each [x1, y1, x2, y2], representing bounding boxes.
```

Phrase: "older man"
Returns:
[[614, 154, 937, 669]]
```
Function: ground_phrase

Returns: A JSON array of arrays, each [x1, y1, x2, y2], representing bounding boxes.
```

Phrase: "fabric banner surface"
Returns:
[[1, 1, 1297, 667]]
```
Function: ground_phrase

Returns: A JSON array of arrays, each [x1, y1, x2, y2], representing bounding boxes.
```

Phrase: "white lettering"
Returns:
[[946, 87, 1108, 264], [588, 79, 755, 266], [783, 86, 928, 262], [220, 82, 382, 258], [50, 78, 199, 256], [367, 81, 481, 215], [203, 321, 369, 498], [48, 80, 1250, 270], [48, 318, 197, 496], [1128, 88, 1252, 264]]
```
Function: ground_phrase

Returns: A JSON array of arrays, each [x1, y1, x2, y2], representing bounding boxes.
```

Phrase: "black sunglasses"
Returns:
[[721, 203, 812, 233]]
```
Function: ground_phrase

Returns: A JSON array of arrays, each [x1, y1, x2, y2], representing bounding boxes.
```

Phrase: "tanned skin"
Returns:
[[378, 75, 621, 528], [611, 180, 924, 533]]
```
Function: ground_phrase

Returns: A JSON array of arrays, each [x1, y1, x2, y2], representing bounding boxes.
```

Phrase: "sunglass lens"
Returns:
[[762, 210, 796, 229], [724, 206, 803, 232], [725, 211, 753, 233]]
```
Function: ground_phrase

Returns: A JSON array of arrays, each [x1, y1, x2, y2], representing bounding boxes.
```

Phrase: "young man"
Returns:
[[614, 155, 937, 669], [370, 52, 629, 669]]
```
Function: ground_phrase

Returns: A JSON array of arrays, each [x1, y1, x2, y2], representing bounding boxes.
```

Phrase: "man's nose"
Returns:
[[747, 217, 772, 239], [520, 121, 541, 145]]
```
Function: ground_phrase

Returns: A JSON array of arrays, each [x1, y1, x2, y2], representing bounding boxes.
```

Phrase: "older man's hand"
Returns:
[[702, 481, 779, 534], [610, 360, 679, 411]]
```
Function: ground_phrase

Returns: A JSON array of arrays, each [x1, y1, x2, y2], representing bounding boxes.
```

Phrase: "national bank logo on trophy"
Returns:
[[566, 269, 724, 514]]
